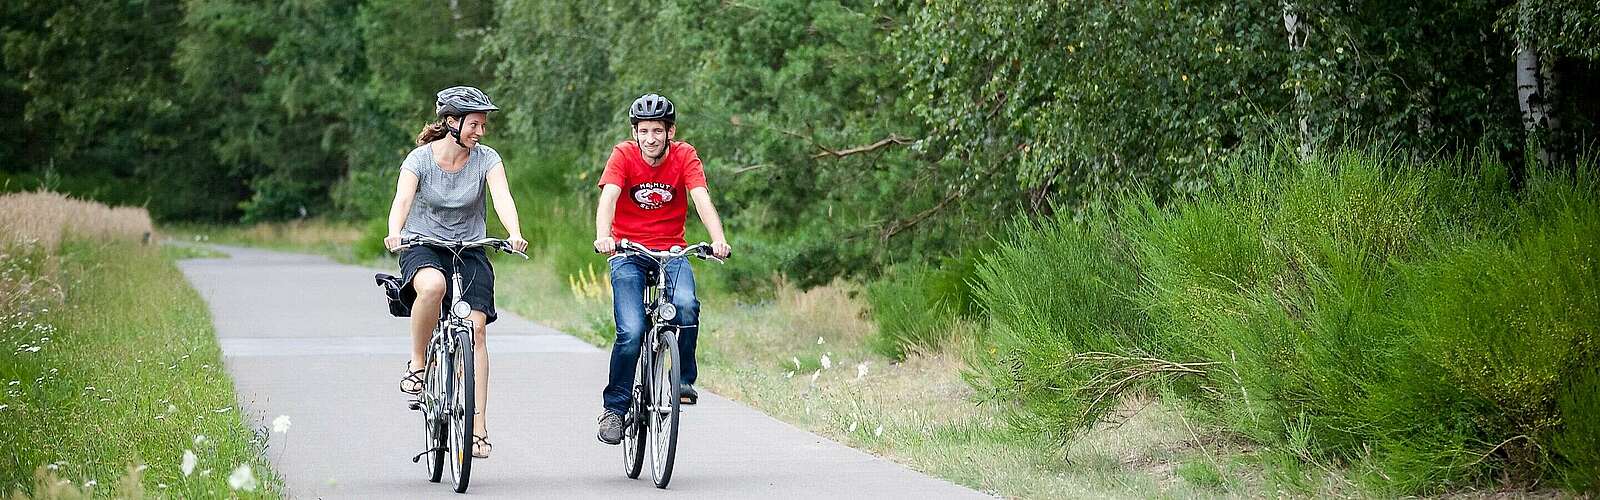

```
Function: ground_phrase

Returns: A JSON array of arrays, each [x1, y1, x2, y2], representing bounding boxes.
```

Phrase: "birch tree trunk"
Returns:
[[1283, 1, 1311, 158], [1515, 1, 1555, 167]]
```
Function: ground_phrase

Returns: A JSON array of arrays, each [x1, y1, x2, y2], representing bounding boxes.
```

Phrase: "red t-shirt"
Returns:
[[598, 141, 708, 250]]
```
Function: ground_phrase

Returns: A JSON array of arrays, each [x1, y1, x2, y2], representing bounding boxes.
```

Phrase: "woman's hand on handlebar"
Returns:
[[384, 234, 404, 253], [507, 235, 529, 253]]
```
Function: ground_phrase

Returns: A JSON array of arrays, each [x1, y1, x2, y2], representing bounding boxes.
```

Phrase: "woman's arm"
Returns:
[[485, 163, 527, 252], [385, 169, 420, 252]]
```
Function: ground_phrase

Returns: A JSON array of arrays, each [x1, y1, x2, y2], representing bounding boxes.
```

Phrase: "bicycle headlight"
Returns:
[[451, 301, 472, 319], [658, 303, 677, 321]]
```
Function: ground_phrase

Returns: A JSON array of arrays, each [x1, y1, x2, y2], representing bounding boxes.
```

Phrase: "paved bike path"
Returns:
[[178, 245, 989, 499]]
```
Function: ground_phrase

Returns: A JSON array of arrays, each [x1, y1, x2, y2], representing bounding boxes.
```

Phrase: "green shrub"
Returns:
[[972, 147, 1600, 493]]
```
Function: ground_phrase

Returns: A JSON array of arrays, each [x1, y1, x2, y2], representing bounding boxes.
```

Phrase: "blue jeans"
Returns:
[[602, 254, 699, 416]]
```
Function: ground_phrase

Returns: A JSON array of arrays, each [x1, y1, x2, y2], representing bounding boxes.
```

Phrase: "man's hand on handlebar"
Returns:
[[710, 240, 731, 259], [384, 234, 404, 253], [588, 237, 611, 256]]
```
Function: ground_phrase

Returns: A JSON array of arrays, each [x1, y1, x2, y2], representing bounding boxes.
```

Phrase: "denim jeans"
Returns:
[[602, 254, 699, 416]]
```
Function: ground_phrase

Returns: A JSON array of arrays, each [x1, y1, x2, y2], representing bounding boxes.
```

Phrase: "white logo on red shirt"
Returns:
[[630, 182, 673, 210]]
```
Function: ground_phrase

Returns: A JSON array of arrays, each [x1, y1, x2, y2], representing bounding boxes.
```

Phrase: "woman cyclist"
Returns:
[[385, 85, 528, 459]]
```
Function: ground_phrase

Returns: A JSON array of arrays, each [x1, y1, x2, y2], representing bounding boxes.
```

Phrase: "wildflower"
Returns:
[[848, 421, 858, 433], [194, 435, 208, 446], [856, 362, 869, 380], [816, 337, 825, 345], [272, 415, 291, 433], [83, 480, 96, 488], [820, 353, 832, 370], [228, 464, 257, 491], [790, 356, 801, 369], [24, 346, 39, 353], [810, 370, 821, 384], [874, 425, 884, 437], [181, 450, 196, 476]]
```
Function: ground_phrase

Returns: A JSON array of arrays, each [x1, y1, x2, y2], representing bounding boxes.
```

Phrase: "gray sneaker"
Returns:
[[597, 411, 624, 445]]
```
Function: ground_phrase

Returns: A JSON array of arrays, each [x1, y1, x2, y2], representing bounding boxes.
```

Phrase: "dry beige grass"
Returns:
[[0, 190, 153, 252]]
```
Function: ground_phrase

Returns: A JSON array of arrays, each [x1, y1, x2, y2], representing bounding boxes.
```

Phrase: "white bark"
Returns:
[[1515, 1, 1554, 165], [1283, 1, 1311, 157]]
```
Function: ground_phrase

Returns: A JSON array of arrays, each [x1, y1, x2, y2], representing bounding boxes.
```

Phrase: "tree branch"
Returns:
[[810, 134, 915, 159]]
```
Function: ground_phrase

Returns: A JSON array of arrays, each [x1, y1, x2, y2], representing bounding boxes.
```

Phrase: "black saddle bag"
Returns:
[[375, 273, 411, 317]]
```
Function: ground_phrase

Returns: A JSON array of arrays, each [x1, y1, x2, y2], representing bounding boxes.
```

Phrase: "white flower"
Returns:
[[856, 362, 869, 380], [0, 404, 7, 411], [180, 450, 196, 476], [848, 421, 858, 433], [227, 464, 257, 491], [23, 346, 39, 353], [809, 370, 821, 384], [784, 371, 794, 379], [790, 356, 801, 369], [193, 435, 208, 445], [874, 425, 884, 437], [166, 404, 177, 413], [83, 480, 96, 488], [820, 354, 832, 370], [816, 336, 825, 345], [272, 415, 291, 433]]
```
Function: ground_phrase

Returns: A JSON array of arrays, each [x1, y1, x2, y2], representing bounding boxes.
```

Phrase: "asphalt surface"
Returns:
[[178, 245, 989, 499]]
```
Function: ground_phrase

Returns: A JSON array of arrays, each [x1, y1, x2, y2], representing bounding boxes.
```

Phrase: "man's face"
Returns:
[[633, 120, 674, 162], [453, 113, 488, 148]]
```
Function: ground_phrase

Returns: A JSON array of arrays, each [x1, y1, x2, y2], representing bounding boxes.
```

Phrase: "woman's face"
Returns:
[[453, 112, 489, 148]]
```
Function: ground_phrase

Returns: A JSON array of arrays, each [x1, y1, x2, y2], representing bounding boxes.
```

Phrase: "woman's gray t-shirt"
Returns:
[[400, 143, 501, 241]]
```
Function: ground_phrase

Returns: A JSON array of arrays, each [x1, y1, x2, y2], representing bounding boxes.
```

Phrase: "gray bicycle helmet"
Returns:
[[628, 93, 675, 125], [434, 86, 498, 148], [435, 86, 499, 117]]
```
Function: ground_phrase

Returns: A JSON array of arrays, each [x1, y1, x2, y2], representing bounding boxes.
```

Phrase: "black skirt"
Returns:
[[398, 245, 497, 325]]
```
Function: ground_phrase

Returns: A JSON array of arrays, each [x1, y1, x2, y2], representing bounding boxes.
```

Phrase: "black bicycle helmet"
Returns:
[[628, 93, 675, 125], [435, 86, 499, 117]]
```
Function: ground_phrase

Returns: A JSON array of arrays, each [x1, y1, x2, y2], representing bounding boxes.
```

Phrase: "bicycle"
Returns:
[[388, 236, 526, 493], [606, 239, 724, 489]]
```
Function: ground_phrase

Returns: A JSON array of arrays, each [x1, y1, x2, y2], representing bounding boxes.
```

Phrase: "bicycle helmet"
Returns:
[[628, 93, 675, 125], [434, 86, 498, 148], [436, 86, 499, 117]]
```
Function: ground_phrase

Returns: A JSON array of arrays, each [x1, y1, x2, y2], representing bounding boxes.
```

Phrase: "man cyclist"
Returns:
[[593, 93, 732, 445]]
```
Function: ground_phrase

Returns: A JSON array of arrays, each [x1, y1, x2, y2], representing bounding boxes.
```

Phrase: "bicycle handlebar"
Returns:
[[393, 236, 529, 259], [604, 239, 727, 263]]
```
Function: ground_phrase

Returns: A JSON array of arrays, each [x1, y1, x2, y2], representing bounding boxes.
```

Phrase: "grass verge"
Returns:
[[1, 237, 279, 497]]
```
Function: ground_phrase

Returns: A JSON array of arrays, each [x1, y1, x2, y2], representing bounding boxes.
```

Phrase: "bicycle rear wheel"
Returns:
[[622, 355, 647, 479], [648, 330, 682, 488], [449, 330, 475, 493], [422, 349, 446, 483]]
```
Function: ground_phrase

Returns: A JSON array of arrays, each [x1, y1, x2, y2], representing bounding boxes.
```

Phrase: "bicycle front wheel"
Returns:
[[648, 330, 681, 488], [449, 330, 475, 493]]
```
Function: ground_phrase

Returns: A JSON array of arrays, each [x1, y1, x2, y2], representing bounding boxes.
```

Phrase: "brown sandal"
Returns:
[[472, 434, 492, 459], [399, 361, 425, 394]]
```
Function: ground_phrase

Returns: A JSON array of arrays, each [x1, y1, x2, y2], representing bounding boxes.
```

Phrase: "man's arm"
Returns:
[[594, 184, 623, 253], [689, 187, 730, 258]]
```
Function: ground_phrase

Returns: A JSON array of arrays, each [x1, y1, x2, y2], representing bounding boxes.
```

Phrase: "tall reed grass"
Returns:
[[971, 148, 1599, 494]]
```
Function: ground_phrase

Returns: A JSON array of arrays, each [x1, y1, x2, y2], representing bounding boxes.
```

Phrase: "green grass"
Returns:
[[0, 239, 279, 498]]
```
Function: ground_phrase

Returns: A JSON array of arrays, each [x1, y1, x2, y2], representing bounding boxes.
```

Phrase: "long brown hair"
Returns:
[[415, 118, 449, 145]]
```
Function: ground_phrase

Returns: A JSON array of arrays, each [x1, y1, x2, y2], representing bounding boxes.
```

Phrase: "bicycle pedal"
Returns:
[[407, 399, 423, 411]]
